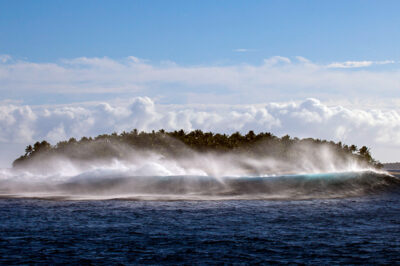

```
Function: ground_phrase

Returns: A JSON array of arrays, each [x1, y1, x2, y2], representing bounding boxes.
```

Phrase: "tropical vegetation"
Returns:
[[12, 129, 382, 169]]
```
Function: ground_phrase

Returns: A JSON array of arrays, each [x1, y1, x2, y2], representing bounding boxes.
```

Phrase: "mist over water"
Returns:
[[1, 140, 399, 200]]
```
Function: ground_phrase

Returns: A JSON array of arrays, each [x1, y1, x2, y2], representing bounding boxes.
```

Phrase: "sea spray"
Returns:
[[1, 157, 398, 200], [3, 131, 391, 200]]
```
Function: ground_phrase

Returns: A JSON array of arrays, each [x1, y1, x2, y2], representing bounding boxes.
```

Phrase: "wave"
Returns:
[[0, 169, 399, 200]]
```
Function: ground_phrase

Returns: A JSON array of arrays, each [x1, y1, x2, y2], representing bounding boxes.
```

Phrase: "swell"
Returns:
[[0, 171, 399, 200]]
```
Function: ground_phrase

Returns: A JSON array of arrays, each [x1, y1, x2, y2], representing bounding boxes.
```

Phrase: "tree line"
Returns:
[[12, 129, 382, 169]]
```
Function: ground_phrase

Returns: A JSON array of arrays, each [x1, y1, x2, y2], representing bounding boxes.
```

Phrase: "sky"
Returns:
[[0, 0, 400, 166]]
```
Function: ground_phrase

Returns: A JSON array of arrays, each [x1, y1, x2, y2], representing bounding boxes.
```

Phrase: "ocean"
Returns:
[[0, 171, 399, 264]]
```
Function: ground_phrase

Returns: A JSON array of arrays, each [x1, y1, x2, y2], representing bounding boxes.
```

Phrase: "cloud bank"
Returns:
[[1, 55, 399, 166], [0, 55, 399, 106], [1, 97, 400, 166]]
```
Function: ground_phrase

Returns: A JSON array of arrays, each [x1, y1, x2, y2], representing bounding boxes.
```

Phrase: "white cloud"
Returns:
[[327, 60, 395, 68], [0, 54, 11, 63], [263, 56, 291, 65], [327, 61, 373, 68], [295, 56, 308, 62], [376, 60, 396, 65], [0, 56, 399, 105], [233, 48, 250, 52], [1, 56, 400, 166], [2, 97, 400, 166]]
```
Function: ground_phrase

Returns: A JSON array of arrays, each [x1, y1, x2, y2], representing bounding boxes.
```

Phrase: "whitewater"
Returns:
[[1, 151, 399, 200]]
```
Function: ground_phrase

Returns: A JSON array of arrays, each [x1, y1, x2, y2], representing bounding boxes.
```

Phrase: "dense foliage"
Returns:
[[12, 129, 382, 169]]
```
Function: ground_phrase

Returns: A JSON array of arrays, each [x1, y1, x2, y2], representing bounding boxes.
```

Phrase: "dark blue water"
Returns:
[[1, 193, 399, 264]]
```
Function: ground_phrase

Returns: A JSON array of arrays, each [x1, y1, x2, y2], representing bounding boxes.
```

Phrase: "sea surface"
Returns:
[[0, 172, 400, 264]]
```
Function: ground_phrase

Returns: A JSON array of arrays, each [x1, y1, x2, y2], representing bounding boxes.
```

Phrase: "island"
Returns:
[[12, 129, 382, 171]]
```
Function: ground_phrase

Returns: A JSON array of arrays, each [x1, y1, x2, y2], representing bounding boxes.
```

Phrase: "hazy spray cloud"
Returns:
[[2, 139, 393, 200], [1, 97, 400, 166]]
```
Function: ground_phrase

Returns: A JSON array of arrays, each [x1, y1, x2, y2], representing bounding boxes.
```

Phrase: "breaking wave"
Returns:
[[0, 166, 399, 200], [2, 143, 399, 200]]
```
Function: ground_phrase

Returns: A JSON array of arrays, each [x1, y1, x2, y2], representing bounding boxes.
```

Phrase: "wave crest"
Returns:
[[1, 169, 398, 200]]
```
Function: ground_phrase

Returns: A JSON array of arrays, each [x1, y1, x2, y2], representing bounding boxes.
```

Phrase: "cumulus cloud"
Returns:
[[1, 55, 399, 165], [0, 56, 399, 105], [1, 97, 400, 166]]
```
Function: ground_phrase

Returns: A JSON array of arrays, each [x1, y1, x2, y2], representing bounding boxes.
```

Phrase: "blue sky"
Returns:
[[1, 0, 400, 65], [1, 1, 400, 165]]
